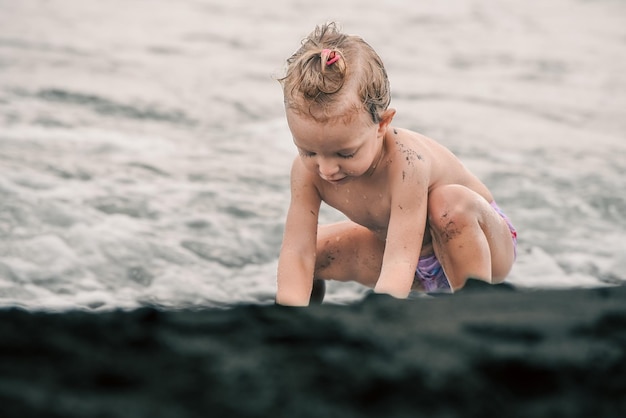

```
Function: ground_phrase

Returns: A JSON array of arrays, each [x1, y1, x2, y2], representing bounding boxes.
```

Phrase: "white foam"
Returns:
[[1, 0, 624, 310]]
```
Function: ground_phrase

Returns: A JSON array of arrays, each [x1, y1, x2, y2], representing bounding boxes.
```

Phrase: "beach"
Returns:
[[1, 0, 626, 415], [2, 281, 626, 417]]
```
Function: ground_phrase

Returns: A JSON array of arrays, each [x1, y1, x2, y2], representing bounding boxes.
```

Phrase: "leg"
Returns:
[[427, 185, 516, 291], [312, 221, 386, 302]]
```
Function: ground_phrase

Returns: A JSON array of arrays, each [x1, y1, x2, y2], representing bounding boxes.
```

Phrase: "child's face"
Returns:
[[287, 106, 387, 185]]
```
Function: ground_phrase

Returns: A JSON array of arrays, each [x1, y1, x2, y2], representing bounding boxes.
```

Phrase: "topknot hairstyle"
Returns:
[[279, 22, 391, 123]]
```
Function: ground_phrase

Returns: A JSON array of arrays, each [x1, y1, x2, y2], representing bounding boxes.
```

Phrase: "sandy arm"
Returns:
[[373, 144, 430, 298]]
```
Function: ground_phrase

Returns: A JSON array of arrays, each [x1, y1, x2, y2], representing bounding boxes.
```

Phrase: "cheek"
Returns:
[[343, 157, 369, 175], [352, 147, 378, 172]]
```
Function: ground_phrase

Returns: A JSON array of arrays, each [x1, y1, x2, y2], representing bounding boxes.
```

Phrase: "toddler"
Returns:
[[276, 23, 517, 306]]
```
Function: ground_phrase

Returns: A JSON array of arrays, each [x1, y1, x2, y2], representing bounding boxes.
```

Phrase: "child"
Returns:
[[276, 23, 517, 306]]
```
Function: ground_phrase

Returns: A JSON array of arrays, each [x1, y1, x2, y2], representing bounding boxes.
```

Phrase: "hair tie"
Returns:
[[322, 48, 340, 66]]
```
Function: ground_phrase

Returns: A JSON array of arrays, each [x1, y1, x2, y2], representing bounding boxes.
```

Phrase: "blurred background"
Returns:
[[0, 0, 625, 310]]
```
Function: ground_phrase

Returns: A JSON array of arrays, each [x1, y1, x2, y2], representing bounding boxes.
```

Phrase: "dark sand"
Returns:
[[1, 281, 625, 418]]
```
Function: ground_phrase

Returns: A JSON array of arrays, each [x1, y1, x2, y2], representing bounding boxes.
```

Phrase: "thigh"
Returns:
[[315, 221, 385, 288]]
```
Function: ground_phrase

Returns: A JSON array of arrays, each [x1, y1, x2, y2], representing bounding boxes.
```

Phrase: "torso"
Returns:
[[312, 127, 493, 254]]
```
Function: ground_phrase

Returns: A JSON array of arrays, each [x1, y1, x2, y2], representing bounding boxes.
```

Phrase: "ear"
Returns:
[[376, 108, 396, 137]]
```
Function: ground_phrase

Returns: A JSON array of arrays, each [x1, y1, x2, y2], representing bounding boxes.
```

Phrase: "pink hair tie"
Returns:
[[322, 48, 340, 66]]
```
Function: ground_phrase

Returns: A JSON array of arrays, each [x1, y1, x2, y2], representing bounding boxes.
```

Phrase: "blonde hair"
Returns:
[[279, 22, 391, 123]]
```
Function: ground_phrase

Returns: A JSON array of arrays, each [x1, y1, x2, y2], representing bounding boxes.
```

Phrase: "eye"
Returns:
[[299, 150, 316, 157], [338, 152, 355, 159]]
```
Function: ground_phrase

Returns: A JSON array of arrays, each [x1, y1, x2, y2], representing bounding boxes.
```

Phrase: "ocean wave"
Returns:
[[31, 88, 197, 125]]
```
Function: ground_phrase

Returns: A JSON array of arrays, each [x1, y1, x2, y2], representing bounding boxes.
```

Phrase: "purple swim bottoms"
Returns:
[[413, 201, 517, 293]]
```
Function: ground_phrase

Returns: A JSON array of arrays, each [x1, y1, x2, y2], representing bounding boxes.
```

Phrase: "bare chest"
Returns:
[[320, 181, 392, 237]]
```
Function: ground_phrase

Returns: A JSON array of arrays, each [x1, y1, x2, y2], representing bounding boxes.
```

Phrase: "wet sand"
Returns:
[[2, 281, 625, 417]]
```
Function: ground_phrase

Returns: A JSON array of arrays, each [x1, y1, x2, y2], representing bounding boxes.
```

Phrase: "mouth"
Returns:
[[322, 176, 347, 185]]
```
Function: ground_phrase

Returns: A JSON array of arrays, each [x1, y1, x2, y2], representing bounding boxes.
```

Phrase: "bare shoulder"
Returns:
[[387, 127, 491, 195], [388, 127, 450, 161], [291, 156, 316, 184], [384, 127, 434, 182], [290, 157, 322, 201]]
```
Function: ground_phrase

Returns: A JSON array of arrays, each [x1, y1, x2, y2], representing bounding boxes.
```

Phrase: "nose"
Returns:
[[317, 158, 340, 178]]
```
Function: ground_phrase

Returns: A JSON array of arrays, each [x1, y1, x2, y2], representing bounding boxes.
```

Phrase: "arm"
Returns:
[[276, 158, 322, 306], [374, 154, 430, 298]]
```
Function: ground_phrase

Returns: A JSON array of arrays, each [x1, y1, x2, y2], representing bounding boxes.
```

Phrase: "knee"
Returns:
[[427, 185, 476, 233]]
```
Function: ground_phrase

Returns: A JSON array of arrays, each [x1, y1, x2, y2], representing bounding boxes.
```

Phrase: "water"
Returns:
[[1, 0, 625, 310]]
